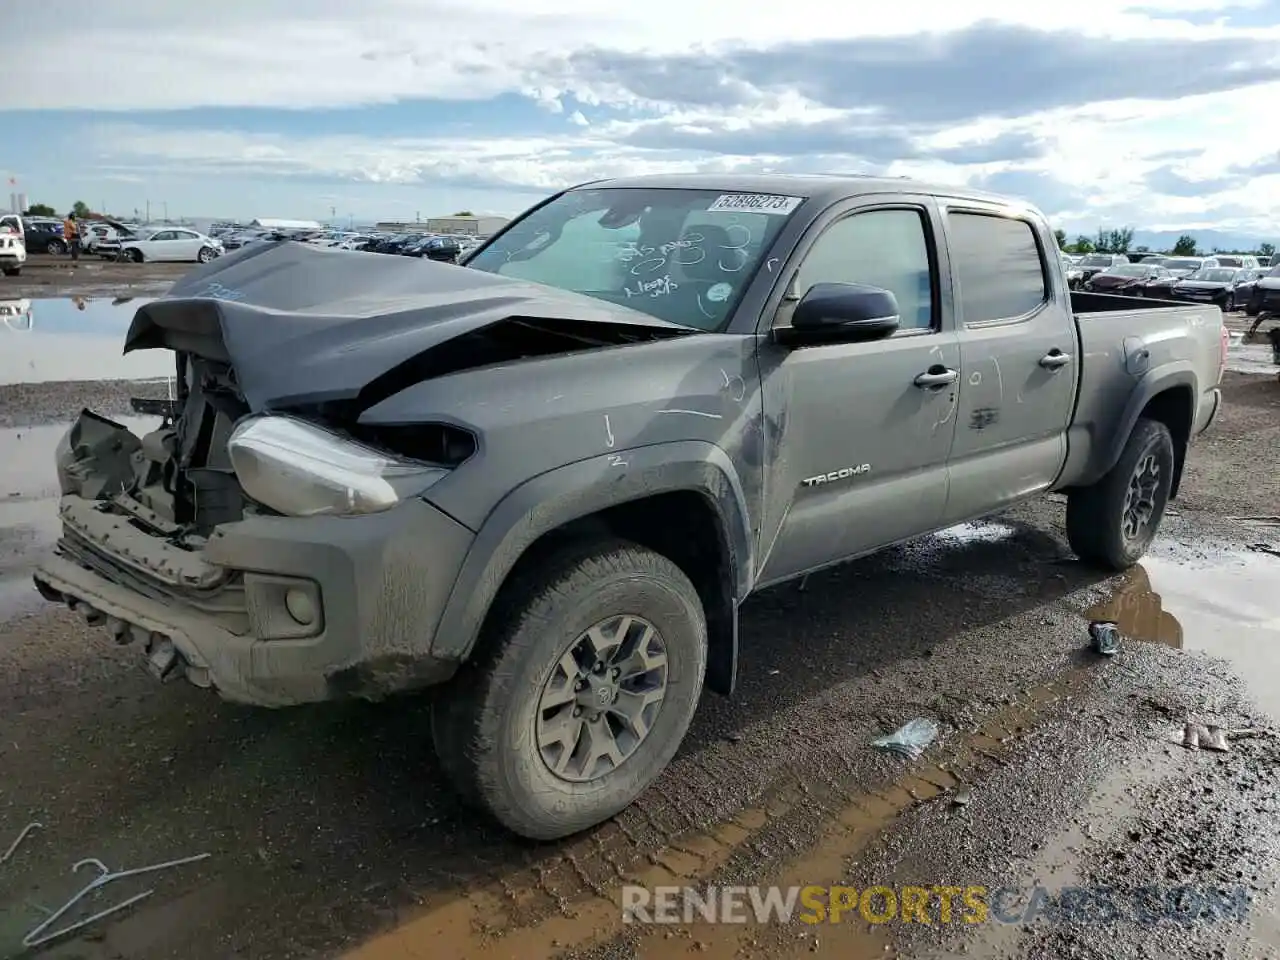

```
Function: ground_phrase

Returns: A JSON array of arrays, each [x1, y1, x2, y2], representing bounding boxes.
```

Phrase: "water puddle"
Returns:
[[1087, 547, 1280, 718], [0, 296, 172, 384], [0, 416, 157, 619], [1225, 332, 1277, 376]]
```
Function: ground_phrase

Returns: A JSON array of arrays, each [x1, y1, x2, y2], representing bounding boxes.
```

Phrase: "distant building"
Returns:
[[249, 218, 324, 231], [374, 215, 510, 236]]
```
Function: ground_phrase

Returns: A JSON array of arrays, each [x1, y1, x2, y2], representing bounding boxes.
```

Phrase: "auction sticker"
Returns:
[[706, 282, 733, 302], [706, 193, 803, 215]]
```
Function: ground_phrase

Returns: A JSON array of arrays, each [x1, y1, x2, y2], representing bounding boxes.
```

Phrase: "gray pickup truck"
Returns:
[[32, 174, 1226, 839]]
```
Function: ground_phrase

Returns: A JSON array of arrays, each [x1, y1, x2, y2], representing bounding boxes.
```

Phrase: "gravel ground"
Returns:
[[0, 301, 1277, 958]]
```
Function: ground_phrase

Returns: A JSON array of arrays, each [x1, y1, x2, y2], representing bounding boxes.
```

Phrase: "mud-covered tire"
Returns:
[[431, 539, 707, 840], [1066, 418, 1175, 571]]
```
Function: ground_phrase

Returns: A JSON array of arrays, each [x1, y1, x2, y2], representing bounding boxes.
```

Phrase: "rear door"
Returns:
[[755, 196, 961, 585], [939, 206, 1077, 523], [171, 230, 202, 260]]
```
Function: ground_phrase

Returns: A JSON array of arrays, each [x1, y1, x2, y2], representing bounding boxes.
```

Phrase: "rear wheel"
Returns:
[[432, 539, 707, 840], [1066, 418, 1175, 571]]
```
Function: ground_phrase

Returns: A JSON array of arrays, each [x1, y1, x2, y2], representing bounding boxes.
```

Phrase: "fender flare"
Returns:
[[1083, 364, 1197, 488], [429, 440, 755, 664]]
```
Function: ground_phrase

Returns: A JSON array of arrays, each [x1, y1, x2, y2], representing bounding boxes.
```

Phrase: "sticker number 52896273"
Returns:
[[706, 194, 803, 215]]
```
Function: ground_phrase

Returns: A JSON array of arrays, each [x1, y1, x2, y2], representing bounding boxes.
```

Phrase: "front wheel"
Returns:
[[1225, 294, 1236, 313], [46, 239, 66, 256], [196, 246, 215, 264], [2, 266, 18, 277], [1065, 418, 1175, 571], [432, 539, 707, 840], [126, 248, 144, 263]]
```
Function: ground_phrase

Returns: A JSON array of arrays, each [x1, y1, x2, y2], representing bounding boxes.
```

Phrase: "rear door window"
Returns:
[[946, 213, 1048, 323]]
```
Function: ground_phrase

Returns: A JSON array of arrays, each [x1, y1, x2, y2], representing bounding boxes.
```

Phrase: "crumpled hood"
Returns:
[[122, 241, 693, 411]]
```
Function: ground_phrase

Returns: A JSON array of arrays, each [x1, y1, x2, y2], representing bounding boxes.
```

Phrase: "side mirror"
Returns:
[[774, 282, 901, 347]]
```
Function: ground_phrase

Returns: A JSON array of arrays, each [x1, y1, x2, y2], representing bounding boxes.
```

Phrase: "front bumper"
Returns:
[[33, 494, 474, 707]]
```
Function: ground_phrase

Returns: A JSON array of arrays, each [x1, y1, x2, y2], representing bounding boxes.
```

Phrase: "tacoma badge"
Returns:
[[801, 464, 871, 488]]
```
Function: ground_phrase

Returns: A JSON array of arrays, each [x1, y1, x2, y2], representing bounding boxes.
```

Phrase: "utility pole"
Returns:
[[146, 199, 151, 222], [415, 210, 420, 224], [163, 201, 169, 221]]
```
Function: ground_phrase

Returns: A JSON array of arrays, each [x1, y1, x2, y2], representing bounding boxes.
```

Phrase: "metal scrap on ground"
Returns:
[[1089, 620, 1121, 656], [21, 851, 211, 948]]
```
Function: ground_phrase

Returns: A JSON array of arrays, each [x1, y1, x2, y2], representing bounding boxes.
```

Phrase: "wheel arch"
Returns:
[[1071, 367, 1197, 497], [430, 441, 755, 696]]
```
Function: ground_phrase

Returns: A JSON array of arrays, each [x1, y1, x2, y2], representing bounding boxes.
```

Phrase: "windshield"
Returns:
[[466, 187, 802, 330], [1162, 258, 1201, 271], [1079, 255, 1113, 267], [1108, 265, 1148, 277], [1188, 268, 1236, 282], [1215, 257, 1242, 267]]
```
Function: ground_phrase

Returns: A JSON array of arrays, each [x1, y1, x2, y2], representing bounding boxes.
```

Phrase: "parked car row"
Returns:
[[203, 223, 487, 263], [1076, 258, 1280, 314]]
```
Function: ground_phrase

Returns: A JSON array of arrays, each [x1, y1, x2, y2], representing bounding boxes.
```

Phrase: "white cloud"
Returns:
[[7, 0, 1280, 234]]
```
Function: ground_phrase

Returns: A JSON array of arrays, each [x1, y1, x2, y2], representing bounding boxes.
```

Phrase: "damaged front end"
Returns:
[[32, 242, 695, 706]]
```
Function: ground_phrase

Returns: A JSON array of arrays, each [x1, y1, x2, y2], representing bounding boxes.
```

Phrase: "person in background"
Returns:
[[62, 213, 79, 263]]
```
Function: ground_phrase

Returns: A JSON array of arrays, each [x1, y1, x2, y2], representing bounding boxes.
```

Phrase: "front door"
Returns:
[[755, 201, 961, 586], [940, 207, 1078, 523]]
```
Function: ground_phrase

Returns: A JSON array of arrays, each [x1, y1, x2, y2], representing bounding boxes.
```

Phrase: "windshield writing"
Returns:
[[466, 188, 799, 330]]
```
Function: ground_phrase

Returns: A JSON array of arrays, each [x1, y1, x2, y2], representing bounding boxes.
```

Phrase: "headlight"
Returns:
[[227, 415, 448, 517]]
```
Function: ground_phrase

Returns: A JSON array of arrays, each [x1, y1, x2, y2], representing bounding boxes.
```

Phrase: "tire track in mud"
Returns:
[[344, 667, 1094, 960]]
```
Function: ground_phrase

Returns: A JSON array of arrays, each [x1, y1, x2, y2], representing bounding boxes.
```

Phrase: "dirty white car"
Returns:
[[0, 221, 26, 277], [119, 228, 223, 264]]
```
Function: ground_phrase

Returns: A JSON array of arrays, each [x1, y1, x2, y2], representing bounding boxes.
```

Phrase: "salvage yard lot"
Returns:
[[0, 281, 1278, 958]]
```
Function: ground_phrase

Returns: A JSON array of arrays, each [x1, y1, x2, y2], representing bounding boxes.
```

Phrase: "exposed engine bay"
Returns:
[[58, 354, 254, 539]]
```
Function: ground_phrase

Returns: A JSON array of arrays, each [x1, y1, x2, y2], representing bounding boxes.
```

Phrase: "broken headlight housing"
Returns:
[[227, 415, 448, 517]]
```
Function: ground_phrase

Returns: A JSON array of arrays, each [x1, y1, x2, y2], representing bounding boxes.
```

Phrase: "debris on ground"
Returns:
[[23, 851, 211, 948], [1180, 722, 1230, 752], [1089, 620, 1121, 656], [1, 822, 43, 866], [871, 718, 939, 759], [951, 788, 973, 807]]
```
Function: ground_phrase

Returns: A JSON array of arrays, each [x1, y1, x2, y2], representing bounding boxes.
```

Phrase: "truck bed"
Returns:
[[1057, 290, 1225, 491]]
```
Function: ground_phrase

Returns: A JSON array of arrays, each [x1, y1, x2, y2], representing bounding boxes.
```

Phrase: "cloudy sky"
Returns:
[[4, 0, 1279, 235]]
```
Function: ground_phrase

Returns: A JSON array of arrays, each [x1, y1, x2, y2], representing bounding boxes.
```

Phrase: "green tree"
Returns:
[[1171, 235, 1197, 256], [1070, 235, 1094, 254], [1134, 245, 1150, 253], [23, 202, 56, 217], [70, 200, 92, 218], [1104, 227, 1134, 253], [1053, 228, 1066, 249], [452, 210, 475, 217], [1259, 242, 1275, 260]]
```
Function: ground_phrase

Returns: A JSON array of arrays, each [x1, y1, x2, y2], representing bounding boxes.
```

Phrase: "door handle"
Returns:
[[913, 366, 959, 389], [1039, 350, 1072, 369]]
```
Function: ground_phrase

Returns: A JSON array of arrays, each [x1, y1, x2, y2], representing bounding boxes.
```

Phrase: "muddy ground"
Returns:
[[0, 283, 1278, 959], [2, 254, 187, 300]]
